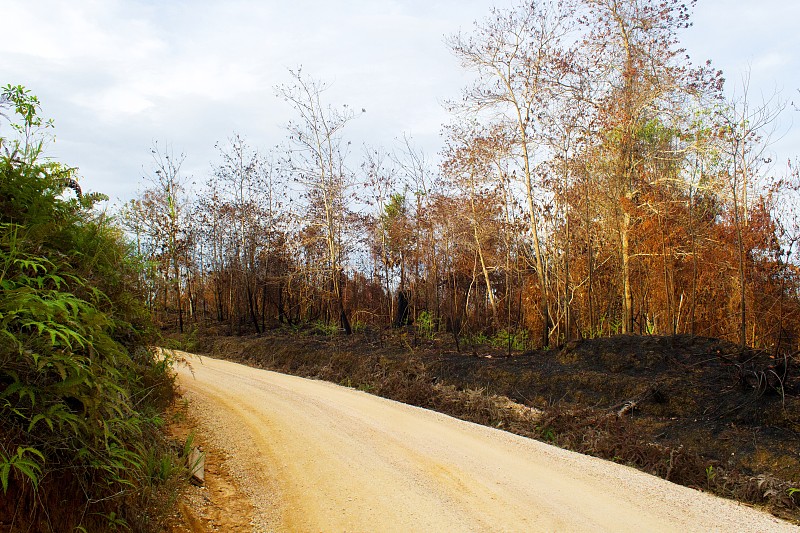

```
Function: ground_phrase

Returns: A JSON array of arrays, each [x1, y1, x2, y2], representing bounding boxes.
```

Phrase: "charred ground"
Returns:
[[183, 330, 800, 522]]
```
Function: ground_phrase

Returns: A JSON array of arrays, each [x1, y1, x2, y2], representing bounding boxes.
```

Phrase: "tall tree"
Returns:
[[713, 76, 785, 347], [211, 134, 277, 333], [448, 0, 574, 346], [276, 69, 362, 334], [579, 0, 698, 333], [393, 135, 438, 324], [124, 143, 189, 332], [442, 121, 505, 328]]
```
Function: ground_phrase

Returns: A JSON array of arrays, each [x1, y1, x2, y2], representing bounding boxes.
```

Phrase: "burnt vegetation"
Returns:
[[129, 0, 800, 521], [127, 1, 800, 358]]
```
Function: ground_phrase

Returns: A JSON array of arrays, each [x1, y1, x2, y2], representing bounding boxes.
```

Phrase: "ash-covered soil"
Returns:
[[436, 335, 800, 482]]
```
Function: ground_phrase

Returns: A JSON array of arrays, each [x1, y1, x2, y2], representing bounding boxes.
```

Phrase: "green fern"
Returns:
[[0, 446, 45, 492], [0, 87, 178, 528]]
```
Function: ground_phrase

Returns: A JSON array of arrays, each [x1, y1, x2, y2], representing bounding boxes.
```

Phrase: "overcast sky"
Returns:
[[2, 0, 799, 203]]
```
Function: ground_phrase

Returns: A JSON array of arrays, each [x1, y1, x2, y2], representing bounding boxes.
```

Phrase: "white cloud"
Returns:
[[3, 0, 799, 202], [752, 52, 792, 75], [95, 88, 154, 116]]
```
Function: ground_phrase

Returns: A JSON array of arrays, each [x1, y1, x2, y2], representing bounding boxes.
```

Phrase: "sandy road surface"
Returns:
[[175, 354, 798, 532]]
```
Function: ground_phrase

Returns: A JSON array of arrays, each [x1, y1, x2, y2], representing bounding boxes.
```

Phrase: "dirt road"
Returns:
[[175, 354, 797, 532]]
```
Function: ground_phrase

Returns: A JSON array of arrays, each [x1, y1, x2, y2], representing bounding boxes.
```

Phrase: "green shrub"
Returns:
[[416, 311, 435, 339], [0, 86, 178, 531], [467, 332, 491, 346], [312, 320, 339, 336], [492, 329, 529, 351]]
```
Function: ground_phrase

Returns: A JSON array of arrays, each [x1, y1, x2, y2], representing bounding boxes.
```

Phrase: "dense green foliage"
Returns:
[[0, 87, 180, 530]]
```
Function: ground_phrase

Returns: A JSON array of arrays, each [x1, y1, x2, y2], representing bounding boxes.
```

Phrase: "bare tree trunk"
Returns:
[[521, 132, 551, 347], [734, 189, 747, 349], [586, 175, 595, 337], [689, 186, 697, 336], [246, 283, 261, 334], [621, 214, 633, 334], [174, 260, 184, 334]]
